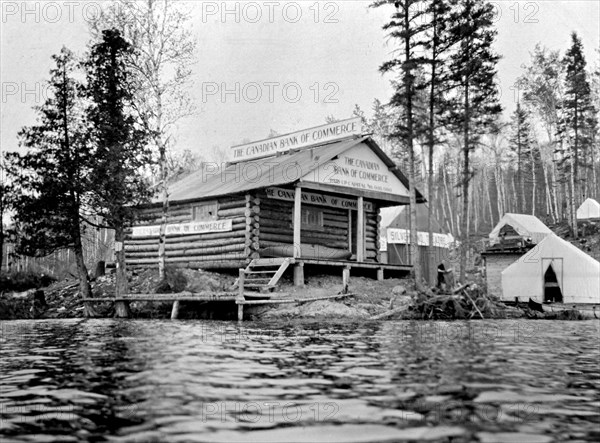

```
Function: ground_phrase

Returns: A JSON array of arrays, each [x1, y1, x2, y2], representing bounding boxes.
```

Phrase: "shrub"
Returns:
[[0, 271, 56, 293]]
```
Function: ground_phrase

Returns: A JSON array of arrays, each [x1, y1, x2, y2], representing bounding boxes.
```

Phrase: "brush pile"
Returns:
[[411, 284, 510, 320]]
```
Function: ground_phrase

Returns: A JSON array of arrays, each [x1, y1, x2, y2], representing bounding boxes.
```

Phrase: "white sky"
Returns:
[[1, 1, 599, 160]]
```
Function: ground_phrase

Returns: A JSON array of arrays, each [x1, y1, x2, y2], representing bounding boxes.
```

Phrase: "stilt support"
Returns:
[[237, 268, 245, 321], [115, 301, 130, 318], [171, 300, 180, 320], [377, 267, 384, 281], [342, 266, 350, 294], [293, 263, 304, 287]]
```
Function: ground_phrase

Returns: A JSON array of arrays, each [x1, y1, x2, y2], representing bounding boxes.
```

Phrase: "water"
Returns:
[[1, 319, 599, 442]]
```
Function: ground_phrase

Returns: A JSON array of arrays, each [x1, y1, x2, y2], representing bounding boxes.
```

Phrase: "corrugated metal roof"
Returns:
[[158, 136, 425, 205]]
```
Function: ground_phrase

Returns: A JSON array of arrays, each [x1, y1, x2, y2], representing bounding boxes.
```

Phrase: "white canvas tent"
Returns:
[[489, 213, 552, 245], [576, 198, 600, 221], [501, 234, 600, 304]]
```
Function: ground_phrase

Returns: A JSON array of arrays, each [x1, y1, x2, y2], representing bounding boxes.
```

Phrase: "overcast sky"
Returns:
[[1, 1, 599, 160]]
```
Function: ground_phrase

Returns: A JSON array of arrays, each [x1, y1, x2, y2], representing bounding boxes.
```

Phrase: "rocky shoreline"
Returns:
[[0, 268, 593, 321]]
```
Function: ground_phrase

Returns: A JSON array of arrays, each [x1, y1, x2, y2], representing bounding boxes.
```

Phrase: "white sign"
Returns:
[[231, 117, 363, 162], [131, 219, 233, 238], [265, 187, 374, 211], [303, 144, 410, 196], [386, 228, 454, 248]]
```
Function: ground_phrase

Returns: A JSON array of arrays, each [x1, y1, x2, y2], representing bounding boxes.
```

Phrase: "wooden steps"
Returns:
[[234, 257, 295, 293]]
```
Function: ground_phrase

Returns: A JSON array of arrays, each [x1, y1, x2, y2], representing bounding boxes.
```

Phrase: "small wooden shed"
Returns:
[[483, 213, 551, 298], [126, 119, 425, 285], [379, 204, 454, 280]]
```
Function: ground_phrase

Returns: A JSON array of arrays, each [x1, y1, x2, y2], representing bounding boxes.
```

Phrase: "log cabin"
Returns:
[[125, 118, 425, 287]]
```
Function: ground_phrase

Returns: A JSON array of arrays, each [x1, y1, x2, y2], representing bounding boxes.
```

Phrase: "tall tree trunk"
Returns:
[[158, 143, 168, 281], [157, 85, 168, 281], [531, 149, 537, 216], [426, 29, 438, 286], [543, 162, 554, 223], [114, 225, 131, 318], [569, 148, 578, 238], [460, 79, 470, 284], [517, 126, 524, 212], [486, 172, 494, 228], [402, 7, 422, 289], [551, 160, 560, 220], [443, 167, 455, 234], [590, 140, 600, 200], [73, 217, 97, 317]]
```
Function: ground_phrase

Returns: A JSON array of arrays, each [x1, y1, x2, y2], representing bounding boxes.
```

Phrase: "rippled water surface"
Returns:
[[1, 319, 599, 442]]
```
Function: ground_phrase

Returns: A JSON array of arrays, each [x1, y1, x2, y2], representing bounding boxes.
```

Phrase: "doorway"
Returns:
[[543, 260, 563, 303]]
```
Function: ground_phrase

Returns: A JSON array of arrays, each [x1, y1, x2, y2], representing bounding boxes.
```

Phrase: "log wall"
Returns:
[[125, 195, 258, 269], [126, 190, 383, 269], [258, 190, 381, 262]]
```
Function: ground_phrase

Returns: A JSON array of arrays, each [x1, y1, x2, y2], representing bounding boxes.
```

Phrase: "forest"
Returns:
[[1, 0, 598, 293]]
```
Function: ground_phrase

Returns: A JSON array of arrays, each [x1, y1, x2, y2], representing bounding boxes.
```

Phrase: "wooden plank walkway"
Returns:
[[83, 292, 242, 302], [298, 258, 412, 272], [237, 293, 354, 305]]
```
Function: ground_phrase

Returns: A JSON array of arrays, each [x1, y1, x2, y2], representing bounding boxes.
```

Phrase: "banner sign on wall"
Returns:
[[131, 219, 232, 238], [230, 117, 363, 161], [386, 228, 454, 248], [265, 187, 374, 211]]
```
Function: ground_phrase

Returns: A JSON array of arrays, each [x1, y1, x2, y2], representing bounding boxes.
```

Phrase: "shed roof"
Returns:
[[489, 213, 552, 244], [159, 136, 425, 206], [381, 203, 445, 233]]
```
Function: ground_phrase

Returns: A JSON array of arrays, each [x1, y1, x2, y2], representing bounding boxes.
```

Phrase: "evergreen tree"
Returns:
[[371, 0, 430, 289], [0, 160, 9, 272], [90, 1, 196, 281], [422, 0, 454, 284], [4, 47, 97, 316], [508, 102, 534, 212], [446, 0, 502, 283], [84, 29, 153, 316], [557, 32, 596, 237]]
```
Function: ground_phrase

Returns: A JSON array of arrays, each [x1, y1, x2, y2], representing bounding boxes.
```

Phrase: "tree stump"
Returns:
[[115, 301, 131, 318], [30, 290, 47, 318]]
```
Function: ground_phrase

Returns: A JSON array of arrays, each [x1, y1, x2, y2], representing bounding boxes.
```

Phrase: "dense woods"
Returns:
[[358, 3, 598, 283], [1, 0, 598, 293]]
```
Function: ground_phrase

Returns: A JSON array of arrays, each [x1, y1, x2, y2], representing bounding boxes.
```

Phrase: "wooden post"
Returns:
[[357, 196, 364, 262], [348, 209, 352, 251], [293, 186, 302, 258], [237, 268, 245, 321], [171, 300, 180, 320], [342, 266, 350, 294], [377, 267, 384, 281], [293, 262, 304, 287]]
